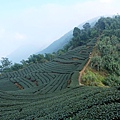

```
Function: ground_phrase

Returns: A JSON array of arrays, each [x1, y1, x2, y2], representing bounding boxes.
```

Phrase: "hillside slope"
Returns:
[[0, 16, 120, 120], [0, 37, 119, 119], [0, 39, 96, 92]]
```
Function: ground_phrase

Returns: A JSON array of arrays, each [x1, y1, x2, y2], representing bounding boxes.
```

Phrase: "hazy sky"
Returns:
[[0, 0, 120, 58]]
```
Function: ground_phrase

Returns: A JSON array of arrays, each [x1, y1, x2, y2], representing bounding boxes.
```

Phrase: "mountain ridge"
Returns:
[[7, 16, 100, 63], [38, 16, 100, 54]]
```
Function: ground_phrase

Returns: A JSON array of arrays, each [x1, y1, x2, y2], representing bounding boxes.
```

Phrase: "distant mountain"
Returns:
[[7, 45, 41, 63], [38, 31, 73, 54], [38, 17, 100, 54]]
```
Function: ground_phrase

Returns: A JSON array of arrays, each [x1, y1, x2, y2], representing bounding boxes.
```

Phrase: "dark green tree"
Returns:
[[10, 63, 23, 71], [72, 27, 81, 48], [95, 17, 106, 31], [90, 56, 102, 71], [83, 22, 91, 30], [0, 57, 12, 70], [73, 27, 80, 37]]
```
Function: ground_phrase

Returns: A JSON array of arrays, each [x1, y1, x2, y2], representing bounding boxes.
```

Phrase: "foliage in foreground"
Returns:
[[82, 68, 105, 86], [0, 86, 119, 120]]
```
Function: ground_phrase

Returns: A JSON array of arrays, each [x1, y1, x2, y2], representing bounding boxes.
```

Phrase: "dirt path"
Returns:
[[78, 36, 101, 85], [15, 83, 24, 89], [78, 55, 91, 85]]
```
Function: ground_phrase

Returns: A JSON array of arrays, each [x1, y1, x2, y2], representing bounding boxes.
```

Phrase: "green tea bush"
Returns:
[[103, 74, 120, 86]]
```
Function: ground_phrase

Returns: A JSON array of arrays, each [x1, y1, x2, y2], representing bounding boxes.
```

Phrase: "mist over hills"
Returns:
[[38, 17, 99, 54], [7, 17, 100, 63], [7, 45, 42, 63]]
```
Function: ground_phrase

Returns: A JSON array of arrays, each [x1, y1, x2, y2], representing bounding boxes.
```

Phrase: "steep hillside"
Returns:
[[81, 16, 120, 87], [0, 16, 120, 120], [0, 38, 119, 119], [0, 39, 96, 92]]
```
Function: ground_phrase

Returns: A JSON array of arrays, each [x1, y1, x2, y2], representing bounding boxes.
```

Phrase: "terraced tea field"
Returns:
[[0, 39, 96, 93], [0, 86, 119, 119], [0, 39, 119, 120]]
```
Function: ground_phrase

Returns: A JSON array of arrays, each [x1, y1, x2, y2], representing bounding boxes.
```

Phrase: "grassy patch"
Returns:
[[82, 67, 106, 86]]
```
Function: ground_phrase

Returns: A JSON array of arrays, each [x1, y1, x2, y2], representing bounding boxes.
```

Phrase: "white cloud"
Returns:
[[15, 32, 27, 40], [0, 28, 5, 38], [99, 0, 113, 3]]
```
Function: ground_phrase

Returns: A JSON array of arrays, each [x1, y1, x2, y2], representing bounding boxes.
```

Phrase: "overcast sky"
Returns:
[[0, 0, 120, 59]]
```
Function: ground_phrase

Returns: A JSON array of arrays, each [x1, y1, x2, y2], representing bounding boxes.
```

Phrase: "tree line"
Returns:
[[90, 15, 120, 86]]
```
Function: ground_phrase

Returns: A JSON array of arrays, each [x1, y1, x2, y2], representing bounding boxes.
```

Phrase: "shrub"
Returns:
[[103, 74, 120, 86], [82, 70, 104, 86]]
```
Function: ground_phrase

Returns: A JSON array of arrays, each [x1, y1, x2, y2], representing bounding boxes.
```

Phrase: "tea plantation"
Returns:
[[0, 39, 120, 120]]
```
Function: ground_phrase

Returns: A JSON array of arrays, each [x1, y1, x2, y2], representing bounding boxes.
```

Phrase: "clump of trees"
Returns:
[[90, 15, 120, 86], [64, 22, 96, 50], [0, 57, 12, 72], [0, 53, 56, 72]]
